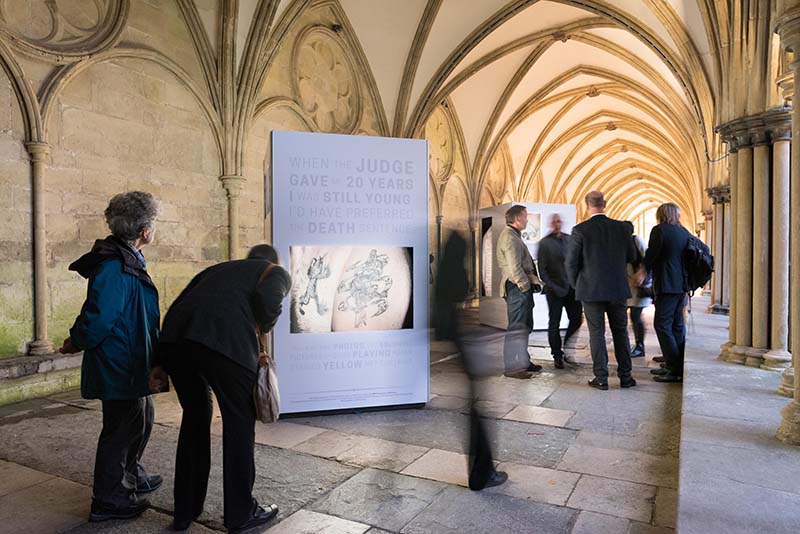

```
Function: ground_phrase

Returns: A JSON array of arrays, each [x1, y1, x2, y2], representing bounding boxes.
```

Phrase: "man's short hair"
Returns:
[[247, 244, 279, 263], [505, 204, 527, 225], [656, 203, 681, 225], [585, 191, 606, 209]]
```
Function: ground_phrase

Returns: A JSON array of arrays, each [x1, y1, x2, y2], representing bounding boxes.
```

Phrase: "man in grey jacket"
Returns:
[[497, 205, 542, 378]]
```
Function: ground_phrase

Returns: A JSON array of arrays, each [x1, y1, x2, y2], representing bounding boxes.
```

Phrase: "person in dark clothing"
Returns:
[[624, 222, 653, 359], [643, 203, 691, 383], [149, 244, 291, 533], [537, 213, 583, 368], [435, 232, 507, 491], [565, 191, 637, 390], [60, 191, 162, 522]]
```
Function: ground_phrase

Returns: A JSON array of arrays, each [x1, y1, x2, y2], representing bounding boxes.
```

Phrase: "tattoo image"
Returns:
[[290, 246, 413, 333], [299, 255, 331, 316], [336, 249, 393, 327]]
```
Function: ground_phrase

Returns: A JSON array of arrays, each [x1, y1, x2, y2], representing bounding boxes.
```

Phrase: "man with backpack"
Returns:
[[643, 203, 693, 383]]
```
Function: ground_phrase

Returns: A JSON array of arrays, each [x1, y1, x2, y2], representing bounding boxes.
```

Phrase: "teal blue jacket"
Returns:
[[69, 237, 160, 400]]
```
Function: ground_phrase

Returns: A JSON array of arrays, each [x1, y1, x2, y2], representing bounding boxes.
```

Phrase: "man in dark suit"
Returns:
[[566, 191, 637, 390], [538, 213, 582, 369], [643, 203, 691, 383], [149, 244, 291, 534]]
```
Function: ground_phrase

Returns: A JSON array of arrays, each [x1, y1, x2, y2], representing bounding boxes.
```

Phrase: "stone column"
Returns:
[[709, 194, 728, 314], [25, 142, 54, 355], [468, 215, 480, 300], [220, 175, 244, 260], [746, 133, 770, 367], [730, 138, 753, 365], [721, 147, 738, 359], [776, 18, 800, 442], [764, 132, 793, 371], [703, 209, 713, 296], [722, 194, 732, 310], [435, 215, 443, 260]]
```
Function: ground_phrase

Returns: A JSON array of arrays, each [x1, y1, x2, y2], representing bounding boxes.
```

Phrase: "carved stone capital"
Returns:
[[776, 8, 800, 54], [24, 142, 50, 162], [220, 175, 245, 198]]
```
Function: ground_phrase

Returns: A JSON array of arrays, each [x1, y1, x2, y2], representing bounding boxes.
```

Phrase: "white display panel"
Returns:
[[271, 131, 429, 414], [479, 203, 577, 331]]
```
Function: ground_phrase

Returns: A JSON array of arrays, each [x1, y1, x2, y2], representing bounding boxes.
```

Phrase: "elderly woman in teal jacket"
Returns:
[[60, 191, 162, 523]]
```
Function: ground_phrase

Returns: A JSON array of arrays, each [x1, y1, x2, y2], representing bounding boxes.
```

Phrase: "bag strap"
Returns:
[[255, 262, 278, 365]]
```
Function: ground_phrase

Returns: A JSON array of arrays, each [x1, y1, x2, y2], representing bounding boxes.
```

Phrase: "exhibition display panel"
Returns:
[[271, 131, 429, 414], [479, 202, 577, 331]]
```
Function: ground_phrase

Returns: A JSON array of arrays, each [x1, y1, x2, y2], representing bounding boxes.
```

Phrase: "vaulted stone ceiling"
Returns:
[[333, 0, 732, 228]]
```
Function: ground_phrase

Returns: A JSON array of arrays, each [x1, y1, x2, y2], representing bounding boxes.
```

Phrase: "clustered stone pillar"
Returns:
[[435, 214, 443, 260], [746, 133, 771, 367], [26, 142, 54, 356], [720, 144, 738, 360], [764, 130, 793, 372], [776, 7, 800, 443], [731, 138, 753, 365], [707, 185, 730, 315], [220, 175, 244, 260]]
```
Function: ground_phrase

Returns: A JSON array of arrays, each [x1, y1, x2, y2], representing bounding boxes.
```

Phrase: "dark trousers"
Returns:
[[165, 342, 258, 529], [629, 306, 645, 346], [503, 281, 534, 372], [545, 289, 583, 358], [93, 396, 154, 507], [457, 335, 495, 490], [583, 301, 633, 380], [653, 293, 686, 377]]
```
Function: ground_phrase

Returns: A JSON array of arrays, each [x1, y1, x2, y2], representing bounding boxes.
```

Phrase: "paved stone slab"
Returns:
[[654, 487, 677, 528], [426, 395, 470, 411], [469, 399, 516, 419], [266, 510, 370, 534], [63, 509, 216, 533], [503, 405, 574, 427], [627, 523, 674, 534], [681, 413, 785, 451], [336, 436, 428, 472], [401, 449, 470, 487], [557, 444, 677, 488], [293, 408, 577, 469], [567, 475, 656, 523], [291, 430, 359, 459], [571, 511, 629, 534], [0, 476, 92, 533], [311, 469, 445, 532], [254, 421, 327, 449], [401, 486, 576, 534], [0, 459, 53, 497], [489, 462, 580, 506], [576, 422, 680, 458]]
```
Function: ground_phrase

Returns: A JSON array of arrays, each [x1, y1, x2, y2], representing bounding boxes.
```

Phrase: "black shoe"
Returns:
[[526, 363, 543, 372], [471, 470, 508, 491], [620, 377, 637, 388], [630, 344, 645, 358], [554, 356, 565, 369], [136, 474, 163, 494], [650, 368, 669, 375], [588, 378, 608, 390], [229, 504, 279, 534], [504, 371, 534, 379], [172, 512, 202, 532], [653, 374, 682, 383], [89, 498, 149, 522], [652, 356, 665, 363]]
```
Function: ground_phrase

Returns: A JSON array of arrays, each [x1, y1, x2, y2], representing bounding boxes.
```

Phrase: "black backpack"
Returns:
[[683, 235, 714, 294]]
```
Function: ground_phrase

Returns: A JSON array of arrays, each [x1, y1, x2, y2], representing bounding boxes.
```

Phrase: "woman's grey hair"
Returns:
[[104, 191, 159, 241]]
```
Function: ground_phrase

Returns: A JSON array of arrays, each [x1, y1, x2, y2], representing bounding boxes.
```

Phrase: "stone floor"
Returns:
[[0, 302, 729, 534]]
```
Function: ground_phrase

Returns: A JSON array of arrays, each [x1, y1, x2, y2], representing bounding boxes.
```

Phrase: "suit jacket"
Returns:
[[643, 223, 691, 295], [497, 225, 540, 297], [158, 259, 292, 373], [537, 232, 571, 298], [565, 214, 636, 302]]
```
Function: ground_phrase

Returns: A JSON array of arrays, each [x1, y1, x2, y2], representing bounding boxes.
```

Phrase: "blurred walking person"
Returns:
[[435, 232, 507, 490], [625, 222, 652, 359]]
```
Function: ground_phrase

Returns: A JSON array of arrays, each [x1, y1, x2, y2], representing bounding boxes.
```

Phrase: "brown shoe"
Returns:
[[504, 371, 534, 379]]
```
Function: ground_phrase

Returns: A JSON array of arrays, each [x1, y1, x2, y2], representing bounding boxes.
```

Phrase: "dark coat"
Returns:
[[537, 232, 572, 297], [434, 233, 469, 341], [565, 214, 636, 302], [158, 259, 292, 373], [644, 223, 691, 295], [69, 237, 160, 400]]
